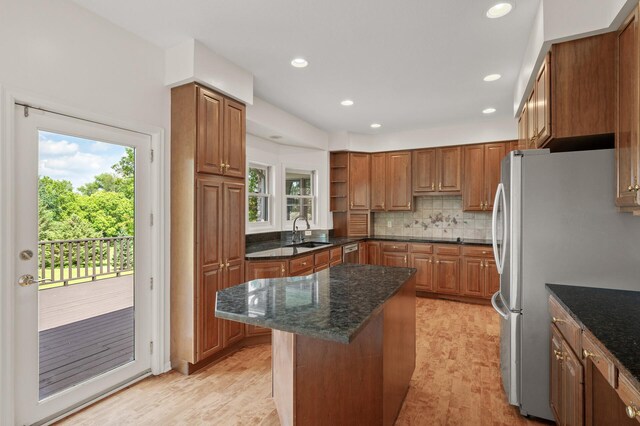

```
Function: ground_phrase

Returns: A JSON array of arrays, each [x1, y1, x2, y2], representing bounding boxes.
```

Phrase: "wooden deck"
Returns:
[[39, 275, 133, 331], [39, 307, 134, 399]]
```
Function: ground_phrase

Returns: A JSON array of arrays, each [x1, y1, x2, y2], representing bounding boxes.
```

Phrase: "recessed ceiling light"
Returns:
[[486, 2, 513, 19], [483, 108, 497, 114], [483, 73, 502, 82], [290, 58, 308, 68], [340, 99, 354, 106], [370, 123, 382, 129]]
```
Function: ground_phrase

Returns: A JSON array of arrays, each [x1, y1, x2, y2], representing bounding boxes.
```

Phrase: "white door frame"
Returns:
[[0, 86, 170, 425]]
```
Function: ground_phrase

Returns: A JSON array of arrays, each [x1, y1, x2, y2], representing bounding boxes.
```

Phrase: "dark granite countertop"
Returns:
[[546, 284, 640, 388], [215, 264, 416, 343], [245, 235, 492, 260]]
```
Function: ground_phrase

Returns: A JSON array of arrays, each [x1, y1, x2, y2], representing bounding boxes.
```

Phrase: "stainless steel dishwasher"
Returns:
[[342, 243, 359, 264]]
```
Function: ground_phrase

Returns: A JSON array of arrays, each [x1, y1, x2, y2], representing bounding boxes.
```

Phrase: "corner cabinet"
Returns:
[[171, 83, 247, 374], [616, 5, 640, 212], [330, 152, 371, 236]]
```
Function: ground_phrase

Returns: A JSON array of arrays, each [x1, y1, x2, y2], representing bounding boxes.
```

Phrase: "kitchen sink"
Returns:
[[285, 241, 332, 248]]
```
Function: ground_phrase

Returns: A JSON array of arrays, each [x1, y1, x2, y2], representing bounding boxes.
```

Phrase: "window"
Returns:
[[285, 169, 315, 223], [248, 165, 270, 224]]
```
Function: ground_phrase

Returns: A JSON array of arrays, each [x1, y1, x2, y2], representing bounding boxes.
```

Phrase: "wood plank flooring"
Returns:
[[40, 307, 134, 399], [57, 299, 551, 425]]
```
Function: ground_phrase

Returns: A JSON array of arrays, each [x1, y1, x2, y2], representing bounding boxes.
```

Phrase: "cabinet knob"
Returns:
[[439, 182, 442, 191], [628, 185, 634, 192], [281, 266, 285, 276], [482, 251, 488, 255], [551, 317, 565, 324], [350, 202, 354, 209], [404, 256, 407, 263], [435, 260, 440, 264], [583, 349, 598, 360], [553, 349, 564, 361], [226, 261, 230, 268], [635, 184, 640, 192], [480, 261, 484, 268], [626, 405, 639, 419], [219, 263, 225, 269], [431, 183, 435, 190], [408, 201, 411, 208]]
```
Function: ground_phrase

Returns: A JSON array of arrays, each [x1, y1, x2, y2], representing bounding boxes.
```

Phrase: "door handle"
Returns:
[[491, 291, 509, 320], [18, 274, 51, 287]]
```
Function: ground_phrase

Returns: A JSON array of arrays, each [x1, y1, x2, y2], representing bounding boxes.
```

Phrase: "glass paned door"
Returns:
[[14, 105, 152, 425]]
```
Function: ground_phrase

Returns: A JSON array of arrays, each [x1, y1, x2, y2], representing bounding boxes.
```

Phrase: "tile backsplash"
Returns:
[[373, 196, 492, 240]]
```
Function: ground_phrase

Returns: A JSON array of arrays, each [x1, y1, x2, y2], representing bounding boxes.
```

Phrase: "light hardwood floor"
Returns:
[[58, 298, 550, 425]]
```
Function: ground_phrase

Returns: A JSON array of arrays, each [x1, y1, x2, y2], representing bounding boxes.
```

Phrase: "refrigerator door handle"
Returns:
[[491, 291, 510, 320], [492, 183, 507, 274]]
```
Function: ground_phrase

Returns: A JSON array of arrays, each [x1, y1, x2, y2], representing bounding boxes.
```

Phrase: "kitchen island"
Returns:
[[215, 264, 417, 426]]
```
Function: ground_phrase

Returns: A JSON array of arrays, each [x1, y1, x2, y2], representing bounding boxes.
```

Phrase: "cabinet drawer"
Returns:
[[549, 296, 582, 354], [462, 246, 492, 257], [314, 250, 330, 267], [330, 259, 342, 267], [582, 332, 617, 388], [409, 243, 433, 254], [435, 244, 461, 256], [617, 373, 640, 423], [314, 263, 329, 273], [330, 247, 342, 262], [381, 242, 408, 252], [289, 255, 314, 275]]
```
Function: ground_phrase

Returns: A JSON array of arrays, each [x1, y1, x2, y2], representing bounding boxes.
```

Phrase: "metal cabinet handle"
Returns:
[[431, 183, 435, 190], [583, 349, 597, 360], [551, 317, 565, 324], [626, 405, 639, 419], [281, 266, 285, 276], [553, 349, 564, 361]]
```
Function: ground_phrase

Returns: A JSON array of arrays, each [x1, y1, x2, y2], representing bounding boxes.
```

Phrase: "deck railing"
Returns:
[[38, 236, 134, 288]]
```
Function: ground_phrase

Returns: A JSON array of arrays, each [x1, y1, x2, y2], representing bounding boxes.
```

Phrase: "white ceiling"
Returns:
[[72, 0, 540, 134]]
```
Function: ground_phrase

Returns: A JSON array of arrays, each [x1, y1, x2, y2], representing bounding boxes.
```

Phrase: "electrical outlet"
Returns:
[[387, 221, 392, 228], [304, 230, 312, 236]]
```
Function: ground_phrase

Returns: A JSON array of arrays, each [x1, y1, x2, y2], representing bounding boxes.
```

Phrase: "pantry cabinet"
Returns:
[[616, 5, 640, 211], [463, 142, 507, 211]]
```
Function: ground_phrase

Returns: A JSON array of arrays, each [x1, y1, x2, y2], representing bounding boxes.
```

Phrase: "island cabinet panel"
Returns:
[[413, 149, 437, 194], [561, 340, 583, 426], [371, 153, 387, 211], [386, 151, 413, 211], [550, 325, 563, 421], [616, 5, 640, 211], [349, 153, 371, 210]]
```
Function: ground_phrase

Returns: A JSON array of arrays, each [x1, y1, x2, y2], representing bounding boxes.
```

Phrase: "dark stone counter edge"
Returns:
[[216, 268, 417, 345], [245, 236, 493, 260], [546, 284, 640, 390]]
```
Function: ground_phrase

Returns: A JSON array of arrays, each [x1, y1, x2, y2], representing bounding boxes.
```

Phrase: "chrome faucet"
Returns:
[[292, 215, 310, 244]]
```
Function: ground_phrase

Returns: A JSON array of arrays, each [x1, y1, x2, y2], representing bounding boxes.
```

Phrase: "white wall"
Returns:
[[246, 134, 330, 234]]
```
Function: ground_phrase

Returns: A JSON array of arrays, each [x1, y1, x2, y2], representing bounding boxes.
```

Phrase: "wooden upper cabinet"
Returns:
[[616, 6, 640, 210], [463, 143, 506, 211], [526, 90, 537, 149], [386, 151, 413, 211], [197, 87, 224, 175], [518, 105, 528, 150], [436, 146, 462, 193], [195, 85, 245, 178], [462, 145, 485, 211], [413, 149, 437, 194], [370, 153, 387, 211], [534, 55, 551, 147], [349, 153, 370, 210], [223, 98, 246, 179]]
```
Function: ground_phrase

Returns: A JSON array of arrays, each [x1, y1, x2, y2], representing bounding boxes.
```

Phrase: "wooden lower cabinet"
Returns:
[[550, 323, 584, 426], [409, 253, 434, 292], [222, 260, 245, 347], [245, 260, 287, 337], [367, 241, 381, 265], [461, 257, 484, 297], [382, 251, 408, 268], [434, 256, 460, 294]]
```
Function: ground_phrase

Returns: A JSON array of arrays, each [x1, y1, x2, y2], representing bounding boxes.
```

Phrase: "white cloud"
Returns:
[[39, 139, 79, 156]]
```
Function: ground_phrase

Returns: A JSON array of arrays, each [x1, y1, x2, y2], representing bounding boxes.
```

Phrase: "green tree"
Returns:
[[74, 191, 134, 237], [77, 173, 125, 196], [38, 176, 76, 222], [111, 147, 134, 199]]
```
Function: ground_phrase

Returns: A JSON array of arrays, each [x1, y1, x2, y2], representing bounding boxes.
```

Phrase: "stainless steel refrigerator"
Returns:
[[490, 148, 640, 420]]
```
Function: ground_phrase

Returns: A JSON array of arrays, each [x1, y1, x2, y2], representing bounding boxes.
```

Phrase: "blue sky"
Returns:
[[38, 131, 128, 190]]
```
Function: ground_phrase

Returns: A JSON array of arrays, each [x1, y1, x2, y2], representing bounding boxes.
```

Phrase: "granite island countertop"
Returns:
[[546, 284, 640, 388], [215, 263, 416, 344], [246, 235, 492, 260]]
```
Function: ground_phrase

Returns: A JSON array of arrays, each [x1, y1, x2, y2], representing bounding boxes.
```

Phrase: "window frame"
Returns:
[[283, 168, 317, 226], [246, 163, 274, 230]]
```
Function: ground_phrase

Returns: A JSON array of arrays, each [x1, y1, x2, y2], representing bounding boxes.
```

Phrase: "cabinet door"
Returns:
[[410, 253, 434, 291], [382, 252, 408, 268], [223, 260, 245, 346], [370, 153, 387, 210], [197, 177, 223, 269], [462, 145, 485, 211], [484, 258, 500, 298], [550, 325, 563, 423], [562, 342, 584, 426], [245, 261, 286, 337], [199, 266, 224, 359], [434, 256, 460, 294], [527, 91, 537, 149], [386, 152, 413, 211], [197, 87, 224, 175], [484, 143, 506, 210], [223, 182, 245, 264], [437, 146, 462, 193], [535, 55, 551, 147], [413, 149, 437, 194], [223, 98, 246, 178], [349, 153, 370, 210], [518, 108, 527, 151], [461, 257, 484, 297], [616, 8, 640, 208], [367, 242, 381, 265], [358, 242, 368, 264]]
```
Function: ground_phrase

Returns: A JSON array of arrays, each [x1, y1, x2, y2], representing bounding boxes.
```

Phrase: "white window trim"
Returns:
[[283, 167, 317, 228], [246, 162, 276, 233]]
